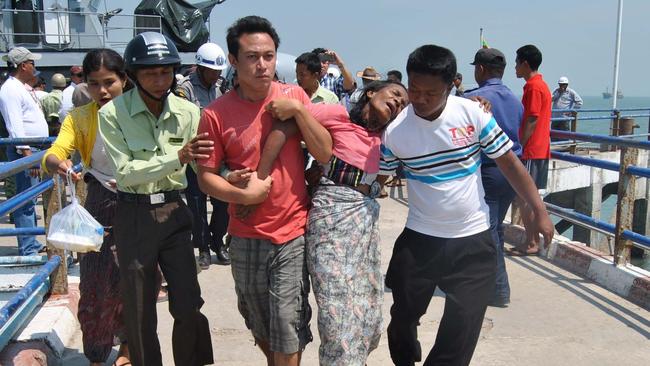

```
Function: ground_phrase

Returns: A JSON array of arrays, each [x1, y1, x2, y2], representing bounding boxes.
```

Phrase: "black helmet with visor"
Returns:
[[124, 32, 181, 101]]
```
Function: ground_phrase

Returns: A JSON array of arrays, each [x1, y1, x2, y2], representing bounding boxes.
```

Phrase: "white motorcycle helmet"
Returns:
[[195, 42, 228, 71]]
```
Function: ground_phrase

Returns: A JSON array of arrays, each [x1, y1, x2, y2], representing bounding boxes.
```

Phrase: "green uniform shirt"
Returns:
[[311, 85, 339, 104], [98, 88, 200, 194], [40, 89, 63, 122]]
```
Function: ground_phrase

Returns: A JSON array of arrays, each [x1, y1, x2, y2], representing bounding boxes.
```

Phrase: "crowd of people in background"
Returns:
[[0, 13, 560, 366]]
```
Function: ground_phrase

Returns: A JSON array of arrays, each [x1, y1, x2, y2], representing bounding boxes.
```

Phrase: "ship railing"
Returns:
[[0, 137, 79, 351], [0, 8, 162, 52], [549, 130, 650, 266]]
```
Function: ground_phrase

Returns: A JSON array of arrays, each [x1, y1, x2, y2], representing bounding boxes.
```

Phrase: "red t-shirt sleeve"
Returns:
[[525, 88, 544, 117], [196, 108, 224, 169]]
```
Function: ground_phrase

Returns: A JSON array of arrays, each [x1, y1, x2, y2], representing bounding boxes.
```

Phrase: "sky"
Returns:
[[115, 0, 650, 97]]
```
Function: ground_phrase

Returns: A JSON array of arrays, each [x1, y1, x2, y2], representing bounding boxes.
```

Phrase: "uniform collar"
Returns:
[[479, 78, 503, 87]]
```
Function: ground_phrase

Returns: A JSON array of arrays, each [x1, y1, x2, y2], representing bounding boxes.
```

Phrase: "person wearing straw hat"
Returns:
[[0, 46, 48, 256], [348, 66, 382, 111], [356, 66, 382, 86]]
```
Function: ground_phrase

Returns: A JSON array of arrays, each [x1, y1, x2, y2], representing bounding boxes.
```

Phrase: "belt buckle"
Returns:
[[149, 193, 165, 204]]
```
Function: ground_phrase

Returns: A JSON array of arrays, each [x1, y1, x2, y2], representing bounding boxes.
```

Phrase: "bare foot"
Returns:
[[115, 343, 131, 366]]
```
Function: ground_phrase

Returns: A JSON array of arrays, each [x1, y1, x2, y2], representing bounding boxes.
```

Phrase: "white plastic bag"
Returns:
[[47, 171, 104, 252]]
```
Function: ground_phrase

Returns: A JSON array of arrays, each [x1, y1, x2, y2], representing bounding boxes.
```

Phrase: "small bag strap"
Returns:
[[66, 168, 77, 204]]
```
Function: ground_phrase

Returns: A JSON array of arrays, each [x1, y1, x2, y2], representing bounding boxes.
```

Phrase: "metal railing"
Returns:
[[551, 107, 650, 146], [0, 256, 61, 350], [0, 8, 162, 51], [549, 128, 650, 265], [0, 137, 74, 350]]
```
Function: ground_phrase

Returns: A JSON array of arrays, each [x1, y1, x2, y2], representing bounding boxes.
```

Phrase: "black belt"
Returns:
[[117, 190, 182, 204]]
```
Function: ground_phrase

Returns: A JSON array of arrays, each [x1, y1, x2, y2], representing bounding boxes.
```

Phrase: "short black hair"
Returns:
[[295, 52, 321, 74], [226, 16, 280, 58], [34, 76, 46, 87], [83, 48, 126, 81], [311, 47, 327, 55], [387, 70, 402, 81], [406, 45, 457, 85], [516, 44, 542, 71]]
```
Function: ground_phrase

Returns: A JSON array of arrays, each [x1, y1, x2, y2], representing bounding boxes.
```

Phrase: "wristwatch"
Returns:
[[369, 180, 382, 198]]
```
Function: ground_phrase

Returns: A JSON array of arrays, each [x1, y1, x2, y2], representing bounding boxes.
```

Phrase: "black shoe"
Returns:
[[198, 251, 211, 270], [488, 297, 510, 308], [214, 245, 231, 265]]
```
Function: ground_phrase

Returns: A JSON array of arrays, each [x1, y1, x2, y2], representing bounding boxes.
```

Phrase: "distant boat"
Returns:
[[602, 87, 623, 99]]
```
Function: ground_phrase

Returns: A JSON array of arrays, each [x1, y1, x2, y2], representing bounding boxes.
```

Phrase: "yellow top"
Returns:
[[41, 101, 99, 173], [98, 88, 200, 194]]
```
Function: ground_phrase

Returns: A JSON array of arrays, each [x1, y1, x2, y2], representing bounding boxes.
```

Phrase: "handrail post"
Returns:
[[570, 111, 578, 154], [609, 110, 621, 151], [613, 147, 637, 266]]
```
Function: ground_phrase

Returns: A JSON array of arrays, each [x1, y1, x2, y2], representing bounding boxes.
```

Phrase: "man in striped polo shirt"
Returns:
[[379, 44, 554, 366]]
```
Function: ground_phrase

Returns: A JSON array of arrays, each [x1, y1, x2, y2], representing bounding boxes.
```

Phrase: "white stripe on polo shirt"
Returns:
[[380, 96, 513, 238]]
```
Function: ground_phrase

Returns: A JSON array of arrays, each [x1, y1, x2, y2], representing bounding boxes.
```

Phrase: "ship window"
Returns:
[[11, 0, 40, 44]]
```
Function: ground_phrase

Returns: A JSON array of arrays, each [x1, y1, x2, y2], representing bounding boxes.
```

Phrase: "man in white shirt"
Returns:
[[379, 45, 554, 366], [551, 76, 583, 132], [59, 65, 83, 121], [0, 47, 49, 255]]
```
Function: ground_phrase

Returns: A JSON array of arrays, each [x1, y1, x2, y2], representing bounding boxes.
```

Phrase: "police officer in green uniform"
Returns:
[[98, 32, 214, 366]]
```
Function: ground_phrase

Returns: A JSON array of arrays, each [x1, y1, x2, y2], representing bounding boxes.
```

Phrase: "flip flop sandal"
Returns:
[[505, 247, 539, 256]]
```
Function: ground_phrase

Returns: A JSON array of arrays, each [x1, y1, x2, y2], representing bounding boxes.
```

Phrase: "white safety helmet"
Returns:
[[558, 76, 569, 84], [275, 52, 297, 84], [195, 42, 227, 71]]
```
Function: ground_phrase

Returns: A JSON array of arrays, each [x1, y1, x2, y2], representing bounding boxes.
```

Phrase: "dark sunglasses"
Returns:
[[73, 72, 84, 77]]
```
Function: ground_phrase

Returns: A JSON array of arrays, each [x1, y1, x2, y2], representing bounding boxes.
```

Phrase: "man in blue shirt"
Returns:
[[465, 48, 523, 307]]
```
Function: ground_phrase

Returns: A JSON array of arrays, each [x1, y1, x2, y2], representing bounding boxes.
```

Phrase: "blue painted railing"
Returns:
[[546, 203, 650, 251], [552, 151, 650, 179], [0, 150, 47, 180], [550, 107, 650, 123], [0, 138, 59, 351], [551, 130, 650, 150], [0, 256, 61, 350], [0, 137, 55, 146], [549, 129, 650, 260], [0, 227, 46, 237]]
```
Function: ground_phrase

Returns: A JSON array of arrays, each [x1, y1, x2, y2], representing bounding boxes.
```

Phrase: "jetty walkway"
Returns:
[[37, 185, 648, 365]]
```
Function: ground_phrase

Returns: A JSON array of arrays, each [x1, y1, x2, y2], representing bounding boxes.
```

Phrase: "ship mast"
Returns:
[[612, 0, 623, 109]]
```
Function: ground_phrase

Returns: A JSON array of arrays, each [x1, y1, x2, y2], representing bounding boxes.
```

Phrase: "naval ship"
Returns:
[[1, 0, 225, 76]]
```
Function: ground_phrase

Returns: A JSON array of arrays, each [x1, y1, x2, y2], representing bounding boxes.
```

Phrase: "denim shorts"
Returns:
[[230, 235, 313, 354], [522, 158, 549, 193]]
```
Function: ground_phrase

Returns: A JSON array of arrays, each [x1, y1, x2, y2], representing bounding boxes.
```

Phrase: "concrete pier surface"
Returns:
[[1, 186, 648, 365]]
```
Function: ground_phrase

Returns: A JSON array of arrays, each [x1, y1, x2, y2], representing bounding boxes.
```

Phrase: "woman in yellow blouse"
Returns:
[[42, 49, 129, 366]]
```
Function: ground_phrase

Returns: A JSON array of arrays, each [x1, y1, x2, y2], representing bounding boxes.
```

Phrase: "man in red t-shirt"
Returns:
[[196, 16, 332, 366], [512, 44, 552, 255]]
